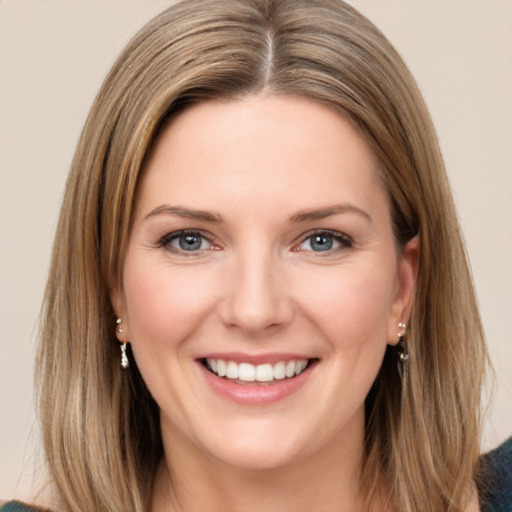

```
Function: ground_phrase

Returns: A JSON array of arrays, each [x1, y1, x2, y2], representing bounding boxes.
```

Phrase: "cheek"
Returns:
[[122, 258, 218, 348], [296, 263, 396, 351]]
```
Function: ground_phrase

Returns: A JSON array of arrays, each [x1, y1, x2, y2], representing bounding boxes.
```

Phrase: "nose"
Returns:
[[219, 247, 294, 336]]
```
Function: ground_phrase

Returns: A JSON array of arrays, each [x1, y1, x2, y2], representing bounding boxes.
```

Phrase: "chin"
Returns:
[[209, 442, 305, 472], [191, 418, 314, 471]]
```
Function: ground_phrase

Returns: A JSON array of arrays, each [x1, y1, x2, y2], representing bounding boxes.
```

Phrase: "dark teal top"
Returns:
[[478, 438, 512, 511], [0, 504, 48, 512], [2, 438, 511, 511]]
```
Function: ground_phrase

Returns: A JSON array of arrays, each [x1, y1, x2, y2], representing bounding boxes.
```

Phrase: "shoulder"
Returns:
[[0, 501, 53, 512], [478, 437, 512, 512]]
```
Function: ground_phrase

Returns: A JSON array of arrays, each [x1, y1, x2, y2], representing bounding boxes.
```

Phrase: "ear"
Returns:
[[110, 283, 130, 343], [387, 235, 420, 345]]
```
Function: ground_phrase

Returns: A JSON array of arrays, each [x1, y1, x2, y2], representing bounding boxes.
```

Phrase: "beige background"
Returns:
[[1, 0, 511, 502]]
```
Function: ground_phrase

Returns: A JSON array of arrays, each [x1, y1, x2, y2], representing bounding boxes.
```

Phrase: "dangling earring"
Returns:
[[120, 342, 129, 370], [397, 322, 408, 381], [116, 318, 129, 370]]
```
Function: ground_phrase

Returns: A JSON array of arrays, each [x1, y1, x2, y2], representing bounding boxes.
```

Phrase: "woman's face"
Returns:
[[114, 96, 418, 471]]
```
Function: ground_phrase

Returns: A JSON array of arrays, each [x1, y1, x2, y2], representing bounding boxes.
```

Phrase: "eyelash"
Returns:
[[294, 230, 353, 254], [157, 229, 217, 254], [156, 229, 353, 254]]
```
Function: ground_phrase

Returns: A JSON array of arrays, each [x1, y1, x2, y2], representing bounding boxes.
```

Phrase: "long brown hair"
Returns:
[[37, 1, 488, 510]]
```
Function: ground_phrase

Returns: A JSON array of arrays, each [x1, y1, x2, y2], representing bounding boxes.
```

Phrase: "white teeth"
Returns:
[[205, 358, 310, 382], [296, 360, 307, 375], [255, 363, 273, 382], [273, 361, 286, 380], [285, 360, 296, 378], [226, 361, 238, 379], [238, 362, 255, 382], [217, 359, 227, 377]]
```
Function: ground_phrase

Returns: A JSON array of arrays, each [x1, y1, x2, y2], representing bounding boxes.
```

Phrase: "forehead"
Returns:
[[136, 95, 387, 220]]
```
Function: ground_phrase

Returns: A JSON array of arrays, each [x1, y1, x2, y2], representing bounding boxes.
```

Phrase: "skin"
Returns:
[[113, 95, 420, 511]]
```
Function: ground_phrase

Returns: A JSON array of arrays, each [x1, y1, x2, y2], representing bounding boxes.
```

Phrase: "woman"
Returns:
[[2, 0, 510, 511]]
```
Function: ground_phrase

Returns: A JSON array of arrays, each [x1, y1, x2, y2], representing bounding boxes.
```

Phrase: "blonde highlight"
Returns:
[[37, 1, 488, 510]]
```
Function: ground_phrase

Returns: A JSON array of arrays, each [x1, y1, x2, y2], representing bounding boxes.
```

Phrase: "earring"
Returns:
[[397, 322, 408, 381], [116, 317, 124, 334], [116, 318, 129, 370], [120, 342, 129, 370]]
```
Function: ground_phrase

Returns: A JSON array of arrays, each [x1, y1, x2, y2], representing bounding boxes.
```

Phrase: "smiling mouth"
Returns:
[[201, 358, 317, 385]]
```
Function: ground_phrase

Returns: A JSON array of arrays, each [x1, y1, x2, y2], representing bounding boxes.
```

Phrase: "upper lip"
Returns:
[[197, 352, 314, 365]]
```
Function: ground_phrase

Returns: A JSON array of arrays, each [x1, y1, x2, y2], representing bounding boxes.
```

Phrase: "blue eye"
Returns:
[[159, 230, 211, 252], [297, 231, 352, 253], [310, 234, 334, 251], [176, 233, 204, 251]]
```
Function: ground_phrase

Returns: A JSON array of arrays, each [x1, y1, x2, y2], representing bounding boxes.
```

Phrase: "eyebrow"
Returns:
[[144, 203, 372, 225], [289, 203, 372, 224], [144, 205, 224, 223]]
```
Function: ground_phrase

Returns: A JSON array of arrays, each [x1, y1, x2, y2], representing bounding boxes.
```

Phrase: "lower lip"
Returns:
[[198, 362, 315, 405]]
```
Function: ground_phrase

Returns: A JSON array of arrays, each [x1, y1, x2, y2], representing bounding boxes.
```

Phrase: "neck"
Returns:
[[152, 419, 372, 512]]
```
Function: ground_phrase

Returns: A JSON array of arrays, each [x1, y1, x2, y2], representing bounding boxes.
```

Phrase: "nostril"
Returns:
[[219, 298, 294, 335], [217, 263, 294, 334]]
